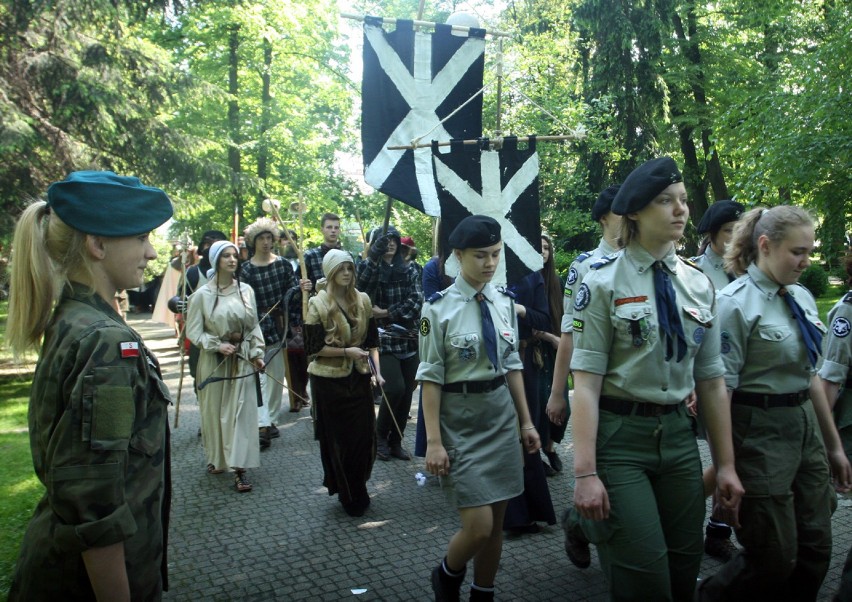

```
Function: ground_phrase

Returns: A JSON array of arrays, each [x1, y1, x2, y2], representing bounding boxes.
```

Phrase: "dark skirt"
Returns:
[[503, 344, 557, 529], [310, 369, 376, 507]]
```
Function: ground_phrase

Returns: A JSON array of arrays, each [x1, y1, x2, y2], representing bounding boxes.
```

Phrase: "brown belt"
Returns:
[[731, 389, 809, 409], [599, 396, 681, 418]]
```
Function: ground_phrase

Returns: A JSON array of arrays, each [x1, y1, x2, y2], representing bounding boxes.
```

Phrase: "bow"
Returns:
[[195, 300, 283, 391]]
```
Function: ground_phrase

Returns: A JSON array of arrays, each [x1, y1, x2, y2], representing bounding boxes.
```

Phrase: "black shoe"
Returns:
[[543, 462, 557, 477], [704, 533, 738, 561], [561, 508, 591, 568], [376, 441, 390, 461], [342, 500, 365, 517], [268, 424, 280, 438], [506, 522, 541, 536], [544, 449, 563, 472], [259, 427, 271, 450], [431, 563, 465, 602], [389, 444, 411, 461]]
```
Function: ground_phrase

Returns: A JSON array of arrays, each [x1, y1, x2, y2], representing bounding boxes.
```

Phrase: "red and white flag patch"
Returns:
[[120, 341, 140, 358]]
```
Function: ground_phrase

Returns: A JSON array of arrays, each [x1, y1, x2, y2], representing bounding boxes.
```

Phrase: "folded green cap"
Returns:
[[47, 171, 173, 236]]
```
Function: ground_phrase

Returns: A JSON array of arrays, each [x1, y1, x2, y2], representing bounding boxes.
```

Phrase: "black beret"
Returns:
[[448, 215, 501, 249], [591, 185, 621, 221], [611, 157, 683, 215], [47, 171, 173, 236], [198, 230, 228, 248], [368, 225, 401, 244], [696, 200, 745, 235]]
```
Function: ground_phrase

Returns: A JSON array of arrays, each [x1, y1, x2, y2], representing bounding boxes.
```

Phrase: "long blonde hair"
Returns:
[[7, 201, 95, 355], [323, 261, 362, 347], [724, 206, 813, 276]]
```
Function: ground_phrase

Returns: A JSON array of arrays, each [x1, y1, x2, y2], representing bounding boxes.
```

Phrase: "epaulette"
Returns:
[[718, 277, 747, 297], [590, 253, 619, 270], [575, 250, 594, 264], [843, 291, 852, 305], [426, 291, 445, 304], [680, 256, 703, 272], [497, 286, 517, 299]]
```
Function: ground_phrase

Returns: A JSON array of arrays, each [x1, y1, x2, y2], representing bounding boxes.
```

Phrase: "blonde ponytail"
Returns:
[[724, 205, 813, 276], [7, 202, 91, 356]]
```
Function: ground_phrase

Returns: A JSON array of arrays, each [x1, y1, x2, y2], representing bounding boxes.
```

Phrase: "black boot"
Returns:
[[431, 559, 466, 602]]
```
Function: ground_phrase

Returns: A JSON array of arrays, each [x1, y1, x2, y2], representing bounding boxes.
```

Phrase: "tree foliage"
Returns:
[[0, 0, 848, 267]]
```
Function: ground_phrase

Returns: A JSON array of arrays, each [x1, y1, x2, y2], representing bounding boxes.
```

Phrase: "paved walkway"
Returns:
[[130, 314, 851, 601]]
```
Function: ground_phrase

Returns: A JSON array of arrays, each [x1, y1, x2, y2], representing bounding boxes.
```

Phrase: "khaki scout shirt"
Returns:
[[819, 292, 852, 386], [571, 242, 724, 404], [691, 246, 731, 292], [718, 263, 827, 393], [560, 239, 619, 333], [11, 284, 170, 601], [416, 277, 523, 385]]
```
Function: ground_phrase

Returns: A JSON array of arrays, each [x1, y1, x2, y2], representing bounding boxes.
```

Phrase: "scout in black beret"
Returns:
[[448, 215, 502, 249], [611, 157, 683, 216], [47, 170, 173, 236], [696, 200, 745, 235], [592, 185, 621, 222]]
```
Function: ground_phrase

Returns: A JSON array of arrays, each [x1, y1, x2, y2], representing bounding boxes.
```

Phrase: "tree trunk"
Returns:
[[228, 20, 242, 230], [257, 36, 272, 215]]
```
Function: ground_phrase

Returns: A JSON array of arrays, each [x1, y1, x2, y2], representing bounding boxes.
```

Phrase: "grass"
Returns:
[[0, 380, 41, 600], [816, 283, 846, 323], [0, 301, 40, 600]]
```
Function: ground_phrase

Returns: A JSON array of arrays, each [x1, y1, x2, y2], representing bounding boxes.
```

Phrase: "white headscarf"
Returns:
[[206, 240, 239, 280]]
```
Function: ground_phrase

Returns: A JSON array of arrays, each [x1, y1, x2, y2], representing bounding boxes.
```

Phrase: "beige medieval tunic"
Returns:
[[186, 281, 264, 471]]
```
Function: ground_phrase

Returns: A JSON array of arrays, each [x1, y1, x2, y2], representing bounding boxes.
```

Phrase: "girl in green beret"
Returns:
[[7, 171, 173, 601]]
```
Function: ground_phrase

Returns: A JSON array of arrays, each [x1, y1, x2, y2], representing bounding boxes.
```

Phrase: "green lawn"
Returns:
[[0, 380, 40, 600], [816, 283, 846, 323]]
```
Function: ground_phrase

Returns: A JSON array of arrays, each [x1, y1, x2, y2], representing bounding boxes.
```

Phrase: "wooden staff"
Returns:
[[294, 200, 308, 321], [386, 132, 587, 151], [262, 198, 307, 320], [340, 12, 510, 38], [173, 232, 191, 428]]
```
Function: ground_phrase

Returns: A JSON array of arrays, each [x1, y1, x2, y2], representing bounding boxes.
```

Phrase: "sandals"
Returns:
[[234, 470, 252, 493], [206, 464, 224, 474]]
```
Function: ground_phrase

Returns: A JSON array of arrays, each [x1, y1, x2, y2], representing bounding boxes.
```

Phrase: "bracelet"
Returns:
[[342, 347, 348, 358], [574, 472, 598, 479], [520, 425, 535, 431]]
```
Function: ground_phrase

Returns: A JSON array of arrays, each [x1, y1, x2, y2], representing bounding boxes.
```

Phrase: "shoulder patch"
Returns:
[[566, 266, 579, 285], [119, 341, 140, 358], [590, 253, 618, 270], [497, 287, 517, 299], [574, 283, 591, 311], [419, 317, 431, 336], [831, 316, 851, 338], [426, 291, 445, 304]]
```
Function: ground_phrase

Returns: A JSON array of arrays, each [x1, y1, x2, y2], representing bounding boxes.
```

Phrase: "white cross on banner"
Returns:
[[361, 18, 485, 216], [434, 138, 543, 287]]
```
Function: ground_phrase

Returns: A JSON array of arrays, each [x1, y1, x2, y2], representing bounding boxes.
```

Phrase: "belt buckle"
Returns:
[[649, 404, 666, 417]]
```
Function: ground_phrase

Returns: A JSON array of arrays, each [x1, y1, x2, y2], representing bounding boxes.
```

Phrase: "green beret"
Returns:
[[696, 200, 745, 235], [47, 171, 173, 236], [591, 185, 621, 221], [448, 215, 501, 249], [611, 157, 683, 215]]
